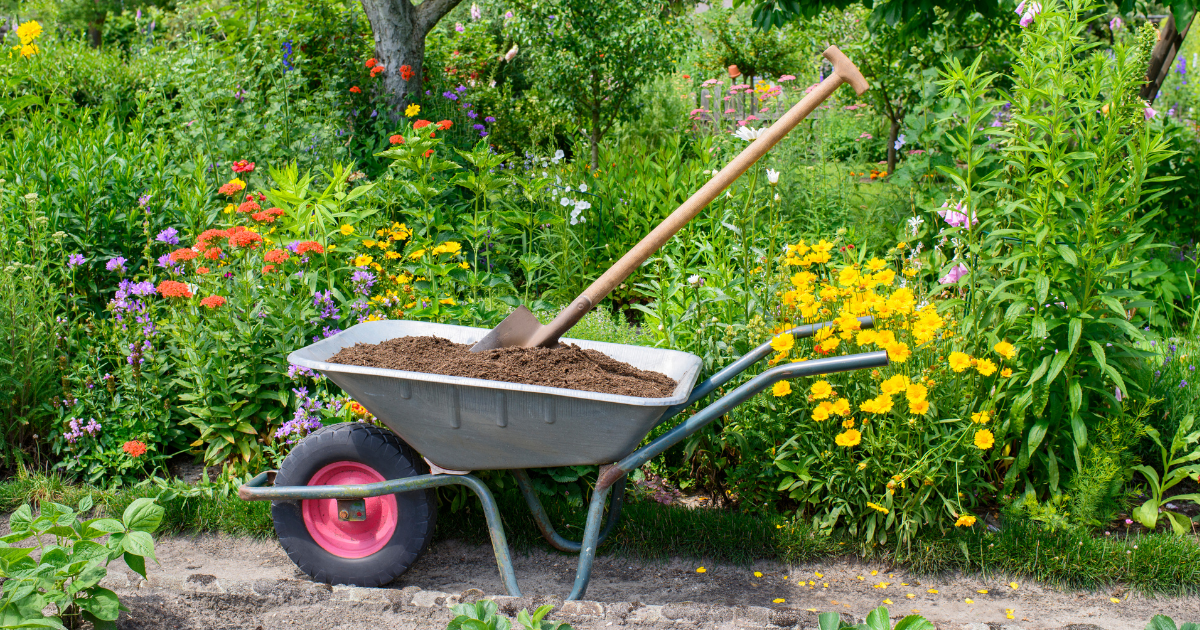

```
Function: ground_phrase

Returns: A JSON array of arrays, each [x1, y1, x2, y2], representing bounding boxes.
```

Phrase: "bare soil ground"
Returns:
[[94, 534, 1199, 630]]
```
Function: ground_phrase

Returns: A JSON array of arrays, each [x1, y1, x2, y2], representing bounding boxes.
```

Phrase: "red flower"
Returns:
[[232, 160, 255, 173], [370, 66, 384, 77], [266, 207, 285, 217], [264, 249, 290, 264], [296, 241, 324, 255], [389, 134, 405, 145], [400, 64, 414, 81], [349, 86, 362, 94], [170, 248, 200, 262], [200, 295, 226, 308], [682, 74, 690, 79], [436, 120, 453, 130], [122, 440, 147, 457], [366, 58, 377, 68], [218, 181, 245, 196], [228, 231, 264, 248], [238, 201, 262, 214], [195, 228, 230, 250], [423, 149, 434, 158], [204, 247, 223, 260], [250, 211, 275, 222], [197, 266, 210, 274], [262, 264, 276, 273], [413, 119, 432, 130], [157, 280, 193, 299], [258, 192, 266, 202], [350, 401, 368, 416]]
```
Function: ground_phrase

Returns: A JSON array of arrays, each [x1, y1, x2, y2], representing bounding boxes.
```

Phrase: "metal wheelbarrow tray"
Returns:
[[240, 317, 888, 601], [285, 320, 704, 472]]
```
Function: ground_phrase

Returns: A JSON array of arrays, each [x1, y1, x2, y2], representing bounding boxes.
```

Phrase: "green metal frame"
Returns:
[[239, 317, 888, 601]]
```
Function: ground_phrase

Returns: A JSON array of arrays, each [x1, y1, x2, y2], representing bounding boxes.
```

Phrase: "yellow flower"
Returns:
[[812, 401, 834, 421], [818, 337, 839, 353], [432, 241, 462, 256], [856, 329, 878, 346], [873, 269, 896, 286], [395, 273, 411, 284], [223, 204, 236, 214], [696, 567, 706, 573], [971, 410, 991, 424], [994, 340, 1016, 359], [354, 255, 373, 267], [883, 599, 893, 605], [460, 262, 470, 269], [857, 461, 867, 471], [909, 400, 929, 415], [409, 249, 425, 259], [810, 380, 833, 400], [385, 251, 403, 259], [975, 429, 995, 450], [965, 598, 974, 604], [838, 266, 860, 287], [866, 502, 888, 514], [772, 381, 792, 397], [880, 374, 909, 396], [975, 358, 998, 376], [885, 342, 911, 363], [835, 429, 862, 447], [340, 224, 355, 236], [866, 258, 887, 272], [861, 394, 894, 415], [831, 398, 851, 416], [1001, 368, 1013, 378], [948, 352, 972, 372], [1006, 609, 1015, 619], [841, 418, 855, 429], [439, 297, 456, 305], [405, 103, 421, 117], [955, 515, 976, 527], [19, 43, 37, 57], [770, 333, 795, 354], [814, 571, 823, 578], [905, 383, 927, 404]]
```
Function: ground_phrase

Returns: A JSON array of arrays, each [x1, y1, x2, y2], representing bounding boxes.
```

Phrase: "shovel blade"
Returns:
[[470, 305, 544, 352]]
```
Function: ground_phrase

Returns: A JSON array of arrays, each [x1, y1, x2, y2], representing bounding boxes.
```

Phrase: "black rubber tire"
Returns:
[[271, 422, 437, 587]]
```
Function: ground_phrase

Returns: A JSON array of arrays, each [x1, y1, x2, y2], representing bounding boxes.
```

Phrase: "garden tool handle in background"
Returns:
[[524, 46, 869, 348]]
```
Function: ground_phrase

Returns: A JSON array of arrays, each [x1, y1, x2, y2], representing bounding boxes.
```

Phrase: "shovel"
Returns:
[[472, 45, 869, 352]]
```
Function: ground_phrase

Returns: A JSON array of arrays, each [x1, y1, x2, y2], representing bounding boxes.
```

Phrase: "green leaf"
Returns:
[[893, 616, 935, 630], [864, 606, 890, 630], [1145, 615, 1180, 630], [123, 498, 164, 533], [1067, 318, 1081, 354], [123, 551, 148, 580], [1133, 499, 1158, 529], [9, 504, 32, 533], [1046, 351, 1070, 386], [85, 519, 125, 534], [77, 495, 94, 513], [77, 587, 121, 621], [819, 611, 844, 630], [1056, 244, 1078, 266], [121, 531, 156, 563]]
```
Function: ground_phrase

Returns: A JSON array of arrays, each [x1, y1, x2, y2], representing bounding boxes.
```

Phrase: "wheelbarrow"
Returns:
[[238, 316, 888, 600]]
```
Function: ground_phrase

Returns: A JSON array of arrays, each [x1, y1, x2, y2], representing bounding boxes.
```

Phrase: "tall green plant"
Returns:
[[937, 0, 1171, 498]]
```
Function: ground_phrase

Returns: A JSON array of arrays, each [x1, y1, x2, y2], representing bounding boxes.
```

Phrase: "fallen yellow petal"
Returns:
[[965, 598, 974, 604], [871, 570, 879, 576], [696, 567, 706, 573], [754, 571, 763, 578], [883, 599, 893, 605], [1110, 597, 1120, 604], [815, 572, 823, 578], [857, 576, 865, 581], [977, 589, 988, 594], [927, 589, 939, 594], [1009, 582, 1019, 590], [906, 594, 915, 599], [773, 598, 786, 604]]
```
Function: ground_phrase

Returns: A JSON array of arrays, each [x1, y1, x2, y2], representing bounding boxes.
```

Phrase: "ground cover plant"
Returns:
[[1, 0, 1199, 605]]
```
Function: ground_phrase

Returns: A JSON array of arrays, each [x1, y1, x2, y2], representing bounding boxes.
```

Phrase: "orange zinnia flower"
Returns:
[[200, 295, 226, 308], [157, 280, 193, 298], [436, 120, 452, 130], [400, 64, 414, 80], [349, 86, 362, 93], [389, 134, 404, 145], [122, 440, 147, 457], [170, 248, 200, 262], [238, 201, 261, 213], [413, 119, 432, 130], [296, 241, 324, 255], [264, 249, 290, 264], [365, 58, 377, 68]]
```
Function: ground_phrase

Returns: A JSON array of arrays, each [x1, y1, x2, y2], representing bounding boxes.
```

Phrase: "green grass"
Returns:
[[3, 472, 1197, 595]]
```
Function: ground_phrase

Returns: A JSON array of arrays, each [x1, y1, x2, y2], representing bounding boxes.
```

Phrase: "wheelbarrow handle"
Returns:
[[602, 348, 889, 492], [676, 315, 875, 409]]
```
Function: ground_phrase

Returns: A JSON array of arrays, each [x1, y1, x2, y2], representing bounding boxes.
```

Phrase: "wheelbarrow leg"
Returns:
[[456, 475, 523, 598], [512, 470, 625, 553], [566, 482, 613, 601]]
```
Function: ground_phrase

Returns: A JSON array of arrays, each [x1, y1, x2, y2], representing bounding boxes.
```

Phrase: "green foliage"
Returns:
[[698, 6, 804, 79], [1146, 614, 1200, 630], [1130, 413, 1200, 534], [0, 495, 162, 630], [818, 606, 932, 630], [937, 0, 1171, 502], [507, 0, 689, 167], [445, 601, 573, 630]]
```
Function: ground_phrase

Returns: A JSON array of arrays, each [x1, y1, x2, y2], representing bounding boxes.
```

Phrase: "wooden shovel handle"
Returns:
[[528, 46, 868, 348]]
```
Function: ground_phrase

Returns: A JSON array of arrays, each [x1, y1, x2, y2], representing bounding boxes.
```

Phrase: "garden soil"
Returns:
[[327, 335, 677, 398], [10, 529, 1189, 630]]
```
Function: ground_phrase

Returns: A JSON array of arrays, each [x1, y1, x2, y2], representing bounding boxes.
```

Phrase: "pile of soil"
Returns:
[[327, 335, 677, 398]]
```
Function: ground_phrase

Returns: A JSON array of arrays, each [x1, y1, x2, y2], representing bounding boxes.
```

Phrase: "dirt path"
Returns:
[[97, 534, 1198, 629]]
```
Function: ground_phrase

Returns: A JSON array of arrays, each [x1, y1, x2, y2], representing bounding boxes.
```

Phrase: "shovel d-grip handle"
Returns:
[[524, 46, 869, 349], [597, 347, 889, 492]]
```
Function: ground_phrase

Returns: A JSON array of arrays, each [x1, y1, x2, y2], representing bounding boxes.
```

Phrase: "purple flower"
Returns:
[[456, 85, 467, 93], [468, 110, 478, 119], [156, 253, 174, 269], [1115, 387, 1123, 401], [282, 40, 294, 72], [351, 270, 377, 296], [313, 290, 339, 320], [443, 91, 459, 101], [473, 123, 485, 131], [1017, 1, 1041, 27], [505, 10, 513, 18], [455, 22, 464, 32], [138, 194, 152, 207], [106, 257, 127, 273], [938, 201, 976, 229], [938, 263, 969, 285], [485, 116, 495, 123], [480, 131, 488, 137], [1109, 16, 1123, 31], [156, 227, 180, 245], [1144, 106, 1157, 120], [67, 254, 86, 268]]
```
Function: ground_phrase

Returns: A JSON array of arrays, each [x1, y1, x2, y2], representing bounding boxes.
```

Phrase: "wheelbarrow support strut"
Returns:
[[240, 317, 888, 601]]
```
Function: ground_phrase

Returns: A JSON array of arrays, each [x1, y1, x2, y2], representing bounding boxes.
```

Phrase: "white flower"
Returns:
[[766, 168, 779, 184], [555, 175, 562, 184], [560, 197, 572, 207], [734, 126, 764, 141], [906, 215, 924, 235], [574, 200, 591, 211], [687, 274, 702, 287], [552, 149, 565, 164], [470, 2, 481, 20], [504, 44, 519, 62], [774, 193, 781, 202], [579, 183, 587, 193]]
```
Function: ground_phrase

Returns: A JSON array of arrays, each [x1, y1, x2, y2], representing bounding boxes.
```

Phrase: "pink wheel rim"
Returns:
[[302, 461, 398, 559]]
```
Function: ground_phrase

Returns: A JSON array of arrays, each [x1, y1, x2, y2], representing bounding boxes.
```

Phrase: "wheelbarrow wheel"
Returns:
[[271, 422, 437, 587]]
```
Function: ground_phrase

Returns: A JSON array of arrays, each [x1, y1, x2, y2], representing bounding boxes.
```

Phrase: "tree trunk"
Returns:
[[360, 0, 464, 106], [88, 16, 105, 49], [886, 117, 900, 176], [1141, 11, 1195, 104]]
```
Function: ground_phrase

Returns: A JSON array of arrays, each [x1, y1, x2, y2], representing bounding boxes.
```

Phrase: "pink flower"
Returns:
[[1017, 1, 1041, 28], [938, 201, 976, 228], [939, 263, 969, 284], [805, 83, 819, 94], [1144, 106, 1157, 120], [779, 74, 795, 82]]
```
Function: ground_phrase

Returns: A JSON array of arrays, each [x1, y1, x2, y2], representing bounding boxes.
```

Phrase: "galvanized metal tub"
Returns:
[[287, 320, 703, 471]]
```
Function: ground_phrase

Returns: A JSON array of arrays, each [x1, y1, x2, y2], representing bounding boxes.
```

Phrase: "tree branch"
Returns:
[[413, 0, 465, 35]]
